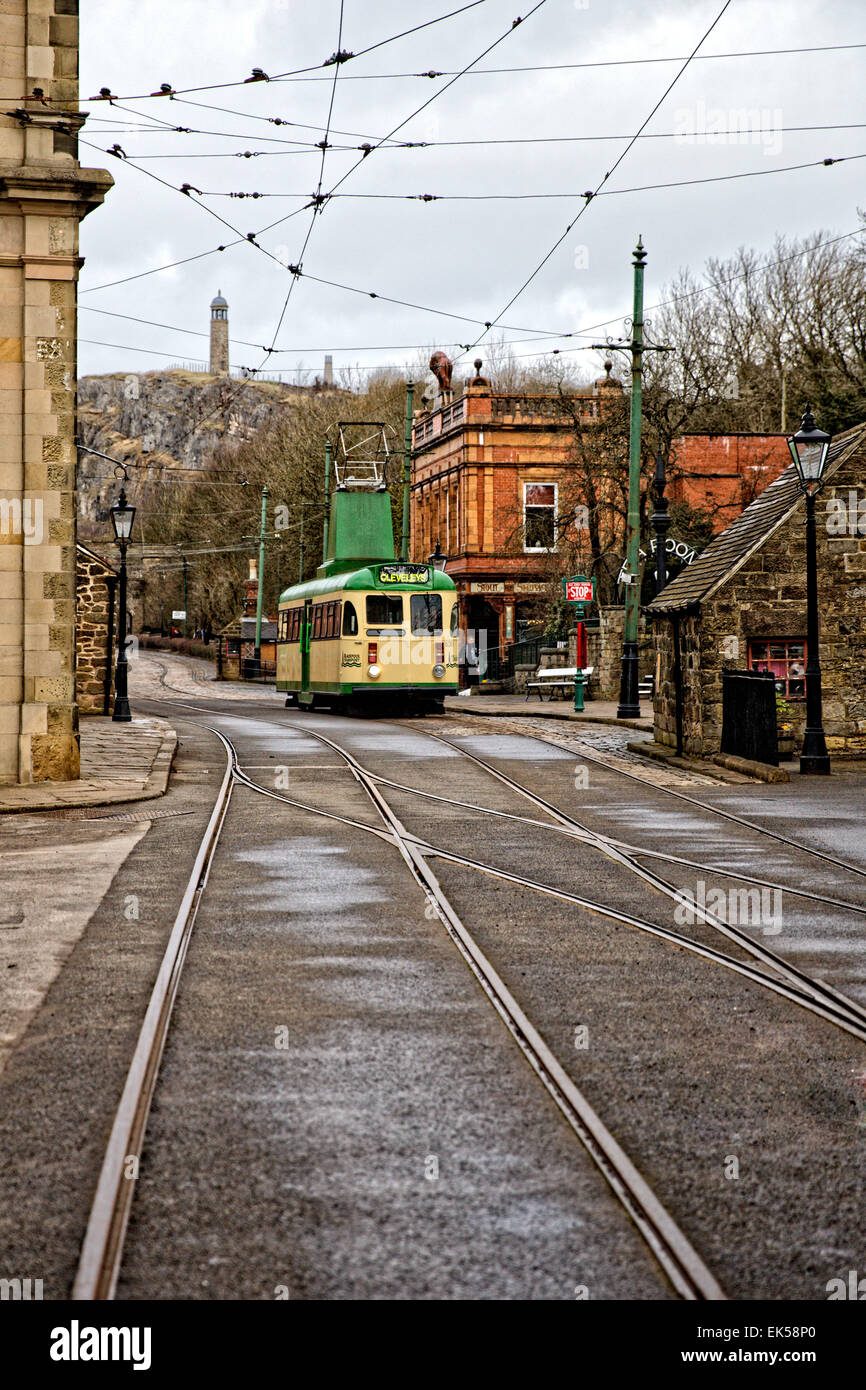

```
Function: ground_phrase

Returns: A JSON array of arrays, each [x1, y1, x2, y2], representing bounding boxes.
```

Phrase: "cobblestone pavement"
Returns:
[[131, 650, 281, 703], [436, 715, 723, 789]]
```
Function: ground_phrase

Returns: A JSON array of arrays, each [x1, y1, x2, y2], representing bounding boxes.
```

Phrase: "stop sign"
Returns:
[[564, 579, 593, 603]]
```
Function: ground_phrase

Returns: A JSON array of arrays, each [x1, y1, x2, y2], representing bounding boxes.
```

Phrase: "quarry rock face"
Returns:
[[76, 370, 297, 529]]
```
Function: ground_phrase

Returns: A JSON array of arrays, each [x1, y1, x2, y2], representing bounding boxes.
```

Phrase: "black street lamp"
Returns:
[[110, 486, 136, 722], [650, 447, 671, 595], [788, 405, 831, 774], [428, 540, 448, 571]]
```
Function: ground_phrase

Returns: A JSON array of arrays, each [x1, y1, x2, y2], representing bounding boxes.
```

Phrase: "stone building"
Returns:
[[75, 542, 116, 714], [0, 1, 111, 782], [647, 422, 866, 759], [209, 289, 228, 375]]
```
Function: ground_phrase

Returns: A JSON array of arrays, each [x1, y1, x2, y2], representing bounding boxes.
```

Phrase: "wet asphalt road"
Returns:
[[2, 662, 864, 1300]]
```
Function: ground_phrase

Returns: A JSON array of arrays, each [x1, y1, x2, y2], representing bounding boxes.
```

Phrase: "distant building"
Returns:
[[216, 559, 276, 679], [209, 290, 229, 375]]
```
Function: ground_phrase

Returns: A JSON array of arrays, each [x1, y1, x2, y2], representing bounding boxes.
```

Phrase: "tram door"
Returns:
[[301, 599, 312, 690]]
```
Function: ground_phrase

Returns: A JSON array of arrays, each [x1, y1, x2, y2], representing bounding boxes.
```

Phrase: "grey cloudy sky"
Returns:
[[78, 0, 866, 387]]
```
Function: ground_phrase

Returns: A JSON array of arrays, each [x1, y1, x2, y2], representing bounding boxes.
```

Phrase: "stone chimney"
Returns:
[[243, 558, 258, 615], [324, 354, 333, 386]]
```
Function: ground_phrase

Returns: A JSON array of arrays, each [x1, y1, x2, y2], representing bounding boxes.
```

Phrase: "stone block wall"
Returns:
[[652, 435, 866, 758], [0, 1, 111, 781], [75, 545, 114, 714]]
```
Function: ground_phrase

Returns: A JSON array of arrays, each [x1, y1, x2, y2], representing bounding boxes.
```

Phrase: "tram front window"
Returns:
[[366, 595, 403, 626], [410, 593, 443, 636]]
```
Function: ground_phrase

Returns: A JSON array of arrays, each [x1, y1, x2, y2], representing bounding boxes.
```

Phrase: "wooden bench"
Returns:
[[525, 666, 594, 701]]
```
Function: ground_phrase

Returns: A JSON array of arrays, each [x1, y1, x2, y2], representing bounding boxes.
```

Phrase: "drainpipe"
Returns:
[[671, 613, 684, 758]]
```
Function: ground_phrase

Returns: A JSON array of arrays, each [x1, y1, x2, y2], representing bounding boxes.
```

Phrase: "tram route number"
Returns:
[[378, 564, 430, 585]]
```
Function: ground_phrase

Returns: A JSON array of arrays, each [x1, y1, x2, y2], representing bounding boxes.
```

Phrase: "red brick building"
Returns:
[[411, 365, 791, 658], [669, 432, 792, 528]]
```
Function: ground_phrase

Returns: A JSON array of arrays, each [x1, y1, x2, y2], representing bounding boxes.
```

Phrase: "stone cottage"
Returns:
[[647, 422, 866, 759]]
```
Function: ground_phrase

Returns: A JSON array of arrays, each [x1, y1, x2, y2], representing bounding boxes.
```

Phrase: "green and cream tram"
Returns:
[[277, 440, 458, 712], [277, 560, 458, 712]]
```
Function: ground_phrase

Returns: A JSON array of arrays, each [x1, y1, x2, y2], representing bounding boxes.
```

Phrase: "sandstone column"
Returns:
[[0, 0, 111, 783]]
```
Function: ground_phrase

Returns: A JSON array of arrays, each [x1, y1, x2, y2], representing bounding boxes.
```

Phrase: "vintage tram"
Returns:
[[277, 427, 458, 713]]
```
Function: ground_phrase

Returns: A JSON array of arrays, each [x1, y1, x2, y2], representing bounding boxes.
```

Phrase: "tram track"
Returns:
[[150, 694, 866, 1041], [469, 713, 866, 882], [72, 703, 726, 1301], [84, 681, 860, 1300], [72, 724, 234, 1301]]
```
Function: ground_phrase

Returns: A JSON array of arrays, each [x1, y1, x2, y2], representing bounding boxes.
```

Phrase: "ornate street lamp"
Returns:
[[788, 405, 832, 774], [428, 540, 448, 571], [110, 486, 135, 722]]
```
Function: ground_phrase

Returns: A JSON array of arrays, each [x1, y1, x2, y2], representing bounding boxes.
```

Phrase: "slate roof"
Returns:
[[647, 421, 866, 614], [219, 617, 277, 640]]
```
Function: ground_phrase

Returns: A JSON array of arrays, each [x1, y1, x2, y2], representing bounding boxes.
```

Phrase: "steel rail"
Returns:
[[72, 725, 234, 1301], [416, 728, 866, 1033], [232, 719, 726, 1301], [484, 715, 866, 882], [362, 768, 866, 917], [232, 761, 866, 1042], [151, 695, 866, 1037]]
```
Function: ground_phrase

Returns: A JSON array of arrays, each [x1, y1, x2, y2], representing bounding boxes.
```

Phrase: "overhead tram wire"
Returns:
[[455, 0, 736, 363], [256, 0, 549, 245], [77, 222, 866, 379], [266, 0, 346, 352], [111, 122, 866, 161], [261, 0, 549, 354], [80, 0, 492, 104], [190, 152, 866, 202], [71, 38, 866, 105]]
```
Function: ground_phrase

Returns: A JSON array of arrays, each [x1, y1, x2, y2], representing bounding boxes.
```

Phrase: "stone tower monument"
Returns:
[[209, 290, 229, 375], [0, 2, 112, 783]]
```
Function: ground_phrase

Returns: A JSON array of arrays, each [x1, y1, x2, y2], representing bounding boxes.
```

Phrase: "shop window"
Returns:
[[524, 483, 557, 551], [748, 638, 806, 698]]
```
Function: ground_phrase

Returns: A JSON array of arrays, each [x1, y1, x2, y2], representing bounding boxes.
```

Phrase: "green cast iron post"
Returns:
[[322, 439, 331, 560], [254, 482, 268, 665], [617, 237, 646, 719], [401, 378, 414, 560]]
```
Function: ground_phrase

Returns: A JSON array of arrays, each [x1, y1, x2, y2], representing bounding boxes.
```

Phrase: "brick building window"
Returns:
[[524, 483, 557, 551], [747, 638, 806, 698]]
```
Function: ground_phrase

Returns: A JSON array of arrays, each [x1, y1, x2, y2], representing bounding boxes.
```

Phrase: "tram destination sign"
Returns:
[[378, 563, 430, 585]]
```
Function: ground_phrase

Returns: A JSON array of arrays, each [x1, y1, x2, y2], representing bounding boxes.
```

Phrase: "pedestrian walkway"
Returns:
[[444, 692, 653, 732], [0, 716, 176, 814]]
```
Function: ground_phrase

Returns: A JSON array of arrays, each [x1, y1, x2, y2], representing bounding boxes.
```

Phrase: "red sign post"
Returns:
[[561, 575, 595, 711]]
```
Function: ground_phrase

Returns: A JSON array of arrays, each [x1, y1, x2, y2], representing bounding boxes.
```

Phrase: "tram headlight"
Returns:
[[432, 663, 446, 679], [368, 663, 381, 679]]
